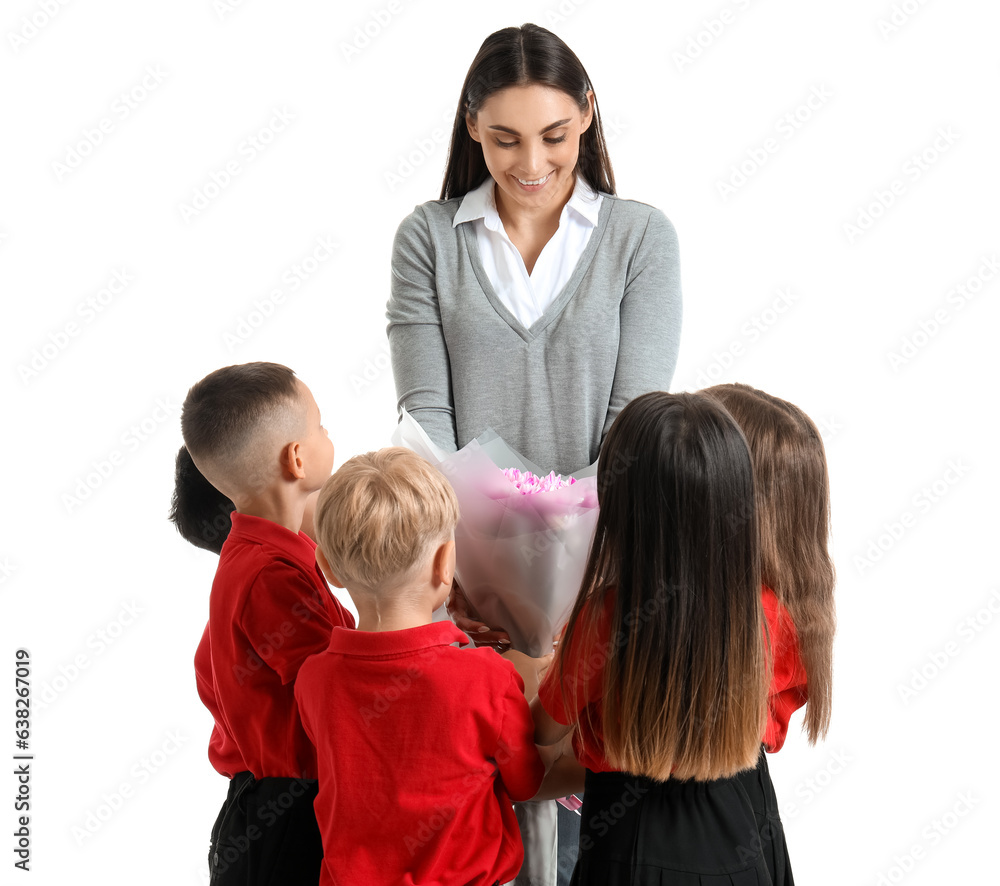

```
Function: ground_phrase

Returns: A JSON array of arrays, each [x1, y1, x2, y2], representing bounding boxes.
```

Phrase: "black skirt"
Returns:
[[569, 754, 780, 886], [731, 748, 794, 886]]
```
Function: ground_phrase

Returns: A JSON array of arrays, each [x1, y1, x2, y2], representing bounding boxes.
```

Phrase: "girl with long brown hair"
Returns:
[[532, 391, 773, 883], [702, 382, 836, 885]]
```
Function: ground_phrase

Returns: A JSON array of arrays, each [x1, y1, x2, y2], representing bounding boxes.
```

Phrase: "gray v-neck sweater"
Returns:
[[387, 194, 682, 475]]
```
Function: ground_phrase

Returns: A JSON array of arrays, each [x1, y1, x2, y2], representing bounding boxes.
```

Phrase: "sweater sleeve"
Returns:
[[386, 206, 460, 453], [601, 207, 682, 440]]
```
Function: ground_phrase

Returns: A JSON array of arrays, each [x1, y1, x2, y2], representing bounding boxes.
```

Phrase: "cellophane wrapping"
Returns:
[[392, 410, 599, 656]]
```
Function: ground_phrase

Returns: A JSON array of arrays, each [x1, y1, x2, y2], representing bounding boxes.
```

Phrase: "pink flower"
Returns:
[[502, 467, 577, 495]]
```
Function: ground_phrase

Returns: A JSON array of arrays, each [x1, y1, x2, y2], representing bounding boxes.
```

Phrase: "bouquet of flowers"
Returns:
[[392, 410, 599, 656]]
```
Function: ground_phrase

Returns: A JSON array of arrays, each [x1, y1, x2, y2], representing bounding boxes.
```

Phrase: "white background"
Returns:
[[2, 0, 998, 883]]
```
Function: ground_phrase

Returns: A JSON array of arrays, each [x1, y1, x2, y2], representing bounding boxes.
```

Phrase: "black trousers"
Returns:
[[208, 772, 322, 886]]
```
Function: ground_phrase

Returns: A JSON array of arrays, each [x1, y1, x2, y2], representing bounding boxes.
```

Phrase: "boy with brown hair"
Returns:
[[182, 361, 355, 884]]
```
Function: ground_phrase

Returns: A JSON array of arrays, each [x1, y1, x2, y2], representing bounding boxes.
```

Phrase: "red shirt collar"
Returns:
[[226, 511, 318, 569], [325, 621, 469, 657]]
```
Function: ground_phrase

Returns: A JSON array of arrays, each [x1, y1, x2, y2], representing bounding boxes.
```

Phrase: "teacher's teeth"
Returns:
[[517, 174, 550, 185]]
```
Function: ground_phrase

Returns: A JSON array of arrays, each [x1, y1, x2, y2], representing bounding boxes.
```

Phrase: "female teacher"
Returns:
[[386, 23, 681, 885]]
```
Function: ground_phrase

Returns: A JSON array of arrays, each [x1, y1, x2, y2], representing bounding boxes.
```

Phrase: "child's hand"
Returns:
[[447, 580, 512, 651], [501, 649, 553, 700]]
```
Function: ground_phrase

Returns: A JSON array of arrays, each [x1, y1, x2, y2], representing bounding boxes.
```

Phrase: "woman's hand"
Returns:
[[447, 580, 512, 651]]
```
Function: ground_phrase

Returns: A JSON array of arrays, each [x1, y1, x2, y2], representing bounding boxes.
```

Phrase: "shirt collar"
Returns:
[[225, 511, 318, 572], [325, 621, 470, 656], [453, 175, 601, 230], [452, 176, 496, 227]]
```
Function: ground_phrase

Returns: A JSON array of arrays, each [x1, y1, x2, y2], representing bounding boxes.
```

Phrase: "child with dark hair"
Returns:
[[701, 382, 836, 885], [181, 361, 354, 885], [532, 391, 772, 884]]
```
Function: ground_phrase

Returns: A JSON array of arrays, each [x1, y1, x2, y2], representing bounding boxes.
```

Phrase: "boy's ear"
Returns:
[[315, 547, 344, 588], [282, 441, 307, 481], [432, 538, 456, 589]]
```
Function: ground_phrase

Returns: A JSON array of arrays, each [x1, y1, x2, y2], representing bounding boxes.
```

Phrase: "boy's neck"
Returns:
[[352, 585, 440, 634], [236, 486, 310, 535]]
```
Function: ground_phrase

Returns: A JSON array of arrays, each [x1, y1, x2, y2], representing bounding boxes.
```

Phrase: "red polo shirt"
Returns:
[[538, 586, 809, 770], [194, 512, 355, 779], [295, 621, 544, 886]]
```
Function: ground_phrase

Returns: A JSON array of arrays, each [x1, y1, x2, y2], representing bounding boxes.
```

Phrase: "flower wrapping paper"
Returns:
[[391, 410, 599, 656]]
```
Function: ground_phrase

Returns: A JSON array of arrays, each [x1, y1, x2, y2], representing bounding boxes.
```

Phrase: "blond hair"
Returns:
[[314, 448, 459, 594]]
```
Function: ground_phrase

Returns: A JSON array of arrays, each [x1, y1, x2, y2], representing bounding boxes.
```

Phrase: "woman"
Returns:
[[386, 23, 682, 885]]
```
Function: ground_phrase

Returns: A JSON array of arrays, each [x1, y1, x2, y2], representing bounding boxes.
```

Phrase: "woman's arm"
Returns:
[[386, 206, 460, 453], [601, 208, 682, 440]]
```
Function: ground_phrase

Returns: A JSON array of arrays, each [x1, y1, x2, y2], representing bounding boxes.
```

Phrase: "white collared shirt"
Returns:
[[453, 176, 603, 328]]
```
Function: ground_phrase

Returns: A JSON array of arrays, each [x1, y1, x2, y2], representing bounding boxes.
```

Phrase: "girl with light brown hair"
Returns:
[[703, 382, 836, 885]]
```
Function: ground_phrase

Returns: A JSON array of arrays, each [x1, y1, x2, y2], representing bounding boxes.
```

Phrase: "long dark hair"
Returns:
[[440, 23, 615, 200], [702, 383, 835, 743], [554, 392, 766, 781]]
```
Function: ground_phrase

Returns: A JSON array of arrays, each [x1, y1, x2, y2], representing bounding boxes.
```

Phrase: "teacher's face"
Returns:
[[466, 83, 594, 217]]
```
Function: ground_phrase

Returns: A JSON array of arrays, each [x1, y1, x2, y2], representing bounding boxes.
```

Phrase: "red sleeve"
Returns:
[[494, 668, 545, 802], [538, 594, 613, 725], [763, 590, 809, 751], [239, 560, 337, 685]]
